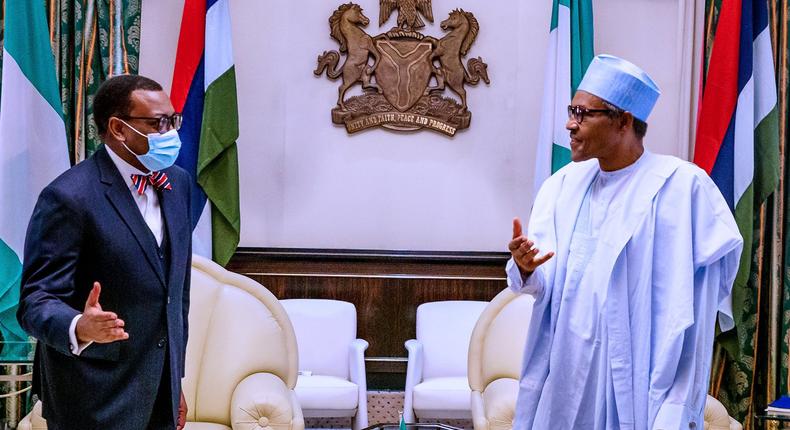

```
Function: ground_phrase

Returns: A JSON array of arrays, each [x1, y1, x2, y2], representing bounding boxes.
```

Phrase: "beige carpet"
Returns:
[[304, 391, 472, 429]]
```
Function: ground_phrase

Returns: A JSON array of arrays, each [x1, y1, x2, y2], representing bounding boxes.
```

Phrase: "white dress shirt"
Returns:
[[69, 145, 164, 355]]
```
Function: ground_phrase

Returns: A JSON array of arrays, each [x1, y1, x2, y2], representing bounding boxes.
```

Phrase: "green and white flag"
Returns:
[[0, 0, 70, 358], [533, 0, 594, 193]]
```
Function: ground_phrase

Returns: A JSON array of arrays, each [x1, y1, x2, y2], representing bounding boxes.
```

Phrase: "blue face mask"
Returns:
[[119, 119, 182, 171]]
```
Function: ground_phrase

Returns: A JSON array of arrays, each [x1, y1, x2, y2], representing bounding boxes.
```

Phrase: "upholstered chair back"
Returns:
[[281, 299, 356, 379], [467, 289, 533, 430], [417, 300, 489, 381], [704, 395, 743, 430], [185, 256, 299, 424], [468, 289, 534, 393]]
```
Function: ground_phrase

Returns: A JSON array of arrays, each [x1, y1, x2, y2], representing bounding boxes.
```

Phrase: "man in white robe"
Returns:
[[507, 54, 743, 430]]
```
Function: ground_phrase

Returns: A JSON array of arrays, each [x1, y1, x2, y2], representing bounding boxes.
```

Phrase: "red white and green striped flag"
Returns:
[[171, 0, 241, 266], [693, 0, 779, 333], [533, 0, 595, 192], [0, 0, 70, 358]]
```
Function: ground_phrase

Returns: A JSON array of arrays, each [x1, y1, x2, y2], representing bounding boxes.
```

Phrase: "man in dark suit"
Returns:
[[17, 75, 192, 430]]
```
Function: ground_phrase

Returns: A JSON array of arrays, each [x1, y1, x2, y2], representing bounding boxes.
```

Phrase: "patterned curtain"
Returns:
[[708, 0, 790, 428], [48, 0, 142, 164], [0, 0, 141, 165]]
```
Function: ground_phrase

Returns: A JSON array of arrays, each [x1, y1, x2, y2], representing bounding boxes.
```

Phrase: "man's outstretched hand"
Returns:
[[75, 282, 129, 344], [177, 391, 187, 429], [508, 217, 554, 279]]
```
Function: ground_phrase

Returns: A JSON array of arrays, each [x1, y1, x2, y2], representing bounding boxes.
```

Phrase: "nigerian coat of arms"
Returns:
[[314, 0, 490, 136]]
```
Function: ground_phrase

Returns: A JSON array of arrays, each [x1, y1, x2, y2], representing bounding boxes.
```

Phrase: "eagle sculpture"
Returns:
[[379, 0, 434, 31]]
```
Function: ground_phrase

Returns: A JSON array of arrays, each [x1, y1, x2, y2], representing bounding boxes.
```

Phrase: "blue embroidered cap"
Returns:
[[577, 54, 661, 122]]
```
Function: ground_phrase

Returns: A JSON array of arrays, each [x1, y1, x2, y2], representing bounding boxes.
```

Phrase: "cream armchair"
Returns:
[[403, 300, 488, 422], [468, 288, 533, 430], [18, 255, 305, 430], [281, 299, 369, 430], [467, 288, 742, 430], [704, 395, 742, 430]]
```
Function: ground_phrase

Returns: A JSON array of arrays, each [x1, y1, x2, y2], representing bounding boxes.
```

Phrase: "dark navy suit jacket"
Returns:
[[17, 146, 192, 430]]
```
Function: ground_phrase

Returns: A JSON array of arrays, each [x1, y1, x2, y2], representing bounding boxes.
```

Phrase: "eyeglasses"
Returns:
[[118, 113, 183, 134], [567, 105, 615, 124]]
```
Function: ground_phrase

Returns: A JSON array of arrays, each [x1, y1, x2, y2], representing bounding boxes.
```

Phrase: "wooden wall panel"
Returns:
[[226, 248, 510, 377]]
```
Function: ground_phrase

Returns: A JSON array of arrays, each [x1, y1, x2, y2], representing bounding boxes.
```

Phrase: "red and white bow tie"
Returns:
[[130, 172, 173, 195]]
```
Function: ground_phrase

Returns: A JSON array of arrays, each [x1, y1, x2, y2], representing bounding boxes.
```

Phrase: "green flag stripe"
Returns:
[[198, 66, 240, 266], [4, 1, 63, 119], [715, 181, 756, 358], [550, 0, 563, 32], [730, 184, 754, 328], [208, 145, 240, 267], [753, 107, 780, 203], [551, 143, 572, 174], [0, 240, 26, 343], [731, 106, 780, 295], [723, 105, 779, 359], [569, 0, 595, 95]]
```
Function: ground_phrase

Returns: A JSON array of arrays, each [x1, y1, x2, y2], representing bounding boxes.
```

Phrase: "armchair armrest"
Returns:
[[17, 401, 46, 430], [31, 404, 47, 430], [349, 338, 370, 429], [403, 339, 424, 422], [470, 391, 488, 430], [404, 339, 424, 389], [348, 338, 369, 386], [231, 372, 303, 430], [290, 391, 305, 430]]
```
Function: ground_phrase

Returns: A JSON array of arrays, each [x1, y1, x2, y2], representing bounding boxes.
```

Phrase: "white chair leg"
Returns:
[[353, 408, 369, 430]]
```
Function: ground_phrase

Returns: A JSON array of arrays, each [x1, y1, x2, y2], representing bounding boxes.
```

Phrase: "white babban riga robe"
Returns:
[[507, 151, 743, 430]]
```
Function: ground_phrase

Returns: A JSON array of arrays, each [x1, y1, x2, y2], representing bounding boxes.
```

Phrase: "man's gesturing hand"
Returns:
[[75, 282, 129, 344], [177, 391, 188, 430], [509, 217, 554, 279]]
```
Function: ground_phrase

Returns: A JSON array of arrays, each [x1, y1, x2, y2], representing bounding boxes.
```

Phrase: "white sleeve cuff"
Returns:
[[506, 258, 544, 296], [652, 402, 692, 430], [68, 314, 93, 356]]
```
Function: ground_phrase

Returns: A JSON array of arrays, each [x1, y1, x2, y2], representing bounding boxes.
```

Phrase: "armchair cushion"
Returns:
[[413, 376, 473, 413], [295, 374, 359, 411], [480, 378, 518, 429], [231, 373, 303, 430]]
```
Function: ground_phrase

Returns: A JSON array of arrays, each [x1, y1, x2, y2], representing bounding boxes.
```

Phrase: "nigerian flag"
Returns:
[[533, 0, 594, 193], [0, 0, 70, 359]]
